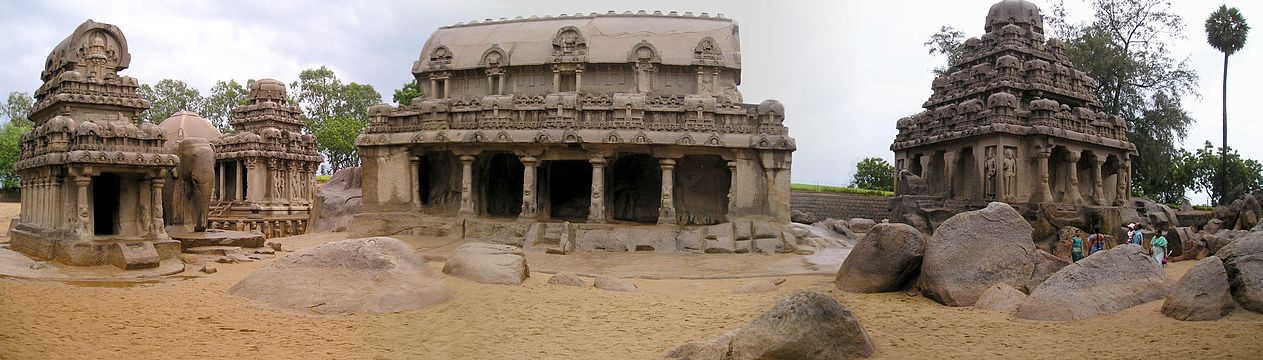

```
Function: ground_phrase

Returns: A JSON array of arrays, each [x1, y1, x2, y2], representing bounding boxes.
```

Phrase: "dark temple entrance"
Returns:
[[542, 160, 591, 221], [481, 153, 524, 217], [608, 153, 660, 223], [92, 173, 121, 236]]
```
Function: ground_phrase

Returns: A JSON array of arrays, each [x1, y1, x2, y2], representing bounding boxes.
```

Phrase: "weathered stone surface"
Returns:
[[200, 263, 217, 274], [1016, 244, 1172, 320], [311, 167, 363, 233], [594, 275, 637, 292], [442, 243, 529, 285], [1217, 232, 1263, 314], [546, 272, 586, 287], [666, 291, 875, 360], [791, 209, 819, 224], [973, 283, 1027, 313], [1161, 256, 1233, 321], [732, 278, 785, 294], [160, 133, 217, 232], [229, 237, 451, 314], [848, 218, 877, 233], [920, 202, 1037, 306], [835, 223, 925, 293], [1027, 249, 1070, 291]]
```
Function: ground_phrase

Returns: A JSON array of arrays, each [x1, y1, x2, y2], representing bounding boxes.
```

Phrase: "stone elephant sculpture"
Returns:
[[163, 137, 216, 231]]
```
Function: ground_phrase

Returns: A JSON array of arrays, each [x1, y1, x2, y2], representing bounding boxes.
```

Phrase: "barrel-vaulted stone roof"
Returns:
[[413, 11, 741, 74]]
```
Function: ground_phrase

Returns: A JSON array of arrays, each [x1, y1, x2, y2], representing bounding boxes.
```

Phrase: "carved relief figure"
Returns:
[[984, 147, 997, 200], [1002, 148, 1017, 201]]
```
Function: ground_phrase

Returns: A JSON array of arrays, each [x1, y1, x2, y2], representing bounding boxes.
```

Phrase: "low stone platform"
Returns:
[[0, 247, 184, 281], [167, 227, 265, 250]]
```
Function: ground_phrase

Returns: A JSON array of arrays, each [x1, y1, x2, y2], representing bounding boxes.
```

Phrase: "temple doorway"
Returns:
[[480, 153, 524, 217], [608, 153, 660, 223], [92, 173, 121, 236], [416, 151, 461, 214], [675, 155, 730, 225], [542, 160, 591, 221]]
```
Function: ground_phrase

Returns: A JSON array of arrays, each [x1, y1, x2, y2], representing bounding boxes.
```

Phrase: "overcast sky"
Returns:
[[1, 0, 1258, 204]]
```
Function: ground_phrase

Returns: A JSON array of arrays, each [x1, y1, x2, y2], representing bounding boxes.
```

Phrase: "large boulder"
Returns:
[[973, 283, 1027, 313], [1161, 256, 1234, 321], [228, 237, 450, 314], [442, 243, 529, 285], [309, 167, 363, 233], [835, 223, 925, 293], [920, 202, 1037, 306], [1015, 244, 1172, 320], [1027, 250, 1070, 291], [666, 291, 875, 360], [848, 218, 877, 233], [1217, 232, 1263, 313]]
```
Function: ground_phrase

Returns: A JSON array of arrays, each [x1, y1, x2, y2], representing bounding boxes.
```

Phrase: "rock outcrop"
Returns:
[[1217, 232, 1263, 313], [1161, 256, 1234, 321], [229, 237, 451, 314], [1015, 244, 1172, 320], [835, 223, 925, 293], [546, 272, 587, 287], [973, 283, 1027, 313], [1027, 250, 1070, 291], [666, 291, 875, 360], [919, 202, 1037, 306], [309, 167, 363, 233], [442, 243, 529, 285], [594, 275, 638, 292]]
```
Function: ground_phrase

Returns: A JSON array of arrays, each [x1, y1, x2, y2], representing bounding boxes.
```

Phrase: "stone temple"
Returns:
[[890, 0, 1137, 237], [353, 11, 798, 253], [9, 20, 181, 269], [209, 79, 322, 238]]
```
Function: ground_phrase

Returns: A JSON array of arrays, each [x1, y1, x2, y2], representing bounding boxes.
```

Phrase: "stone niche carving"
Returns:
[[889, 0, 1137, 249], [351, 12, 799, 255]]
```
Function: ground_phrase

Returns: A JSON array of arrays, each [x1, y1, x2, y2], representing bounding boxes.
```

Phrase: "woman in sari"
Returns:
[[1151, 230, 1169, 267]]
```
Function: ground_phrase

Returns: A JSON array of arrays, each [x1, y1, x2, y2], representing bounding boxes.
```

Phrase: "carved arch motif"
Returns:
[[479, 44, 509, 68], [551, 26, 588, 62], [428, 45, 453, 69], [692, 37, 724, 66], [627, 40, 661, 63]]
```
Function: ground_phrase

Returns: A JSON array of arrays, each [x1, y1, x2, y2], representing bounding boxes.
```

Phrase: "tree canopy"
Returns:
[[202, 80, 251, 133], [392, 79, 421, 107], [138, 79, 204, 124], [289, 66, 382, 173], [1180, 141, 1262, 205], [2, 91, 34, 126], [850, 157, 895, 192]]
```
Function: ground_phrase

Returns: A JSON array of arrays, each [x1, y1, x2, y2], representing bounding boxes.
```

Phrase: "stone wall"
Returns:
[[790, 191, 892, 221]]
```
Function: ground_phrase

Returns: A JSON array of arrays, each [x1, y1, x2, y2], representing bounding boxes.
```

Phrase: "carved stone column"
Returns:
[[235, 160, 244, 201], [217, 162, 225, 201], [658, 158, 677, 225], [1036, 150, 1054, 203], [1092, 155, 1105, 205], [409, 155, 422, 211], [50, 177, 61, 228], [943, 150, 958, 198], [1065, 151, 1084, 204], [151, 173, 169, 239], [552, 70, 561, 93], [574, 68, 583, 92], [520, 156, 538, 220], [74, 176, 91, 240], [458, 154, 476, 216], [727, 160, 738, 220], [919, 156, 932, 184], [588, 156, 606, 223]]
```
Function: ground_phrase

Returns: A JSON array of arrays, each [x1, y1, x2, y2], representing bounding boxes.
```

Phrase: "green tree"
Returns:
[[0, 121, 32, 188], [393, 79, 422, 106], [2, 91, 34, 126], [1182, 141, 1262, 204], [1205, 5, 1250, 204], [289, 66, 382, 173], [850, 157, 895, 192], [923, 25, 966, 76], [138, 79, 205, 124], [202, 80, 251, 133], [313, 116, 366, 172]]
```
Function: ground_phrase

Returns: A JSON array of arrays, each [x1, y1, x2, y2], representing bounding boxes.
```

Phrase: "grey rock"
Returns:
[[1161, 256, 1233, 321], [1016, 244, 1172, 321], [920, 202, 1037, 306], [442, 243, 529, 285], [666, 291, 875, 360], [1027, 249, 1070, 291], [594, 275, 637, 292], [835, 223, 925, 293], [848, 218, 877, 233], [28, 261, 48, 270], [1217, 232, 1263, 313], [200, 263, 217, 274], [973, 283, 1027, 313], [546, 272, 587, 287]]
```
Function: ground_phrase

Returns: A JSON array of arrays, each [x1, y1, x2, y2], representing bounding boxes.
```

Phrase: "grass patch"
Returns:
[[791, 183, 893, 197], [316, 175, 332, 183]]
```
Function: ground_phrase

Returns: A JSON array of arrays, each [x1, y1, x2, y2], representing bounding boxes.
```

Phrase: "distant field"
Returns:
[[790, 183, 893, 197]]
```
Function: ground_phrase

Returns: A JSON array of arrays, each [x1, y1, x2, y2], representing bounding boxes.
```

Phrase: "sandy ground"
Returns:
[[1, 201, 1262, 359]]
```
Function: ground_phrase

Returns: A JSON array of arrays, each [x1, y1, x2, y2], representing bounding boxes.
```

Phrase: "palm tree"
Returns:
[[1205, 5, 1250, 204]]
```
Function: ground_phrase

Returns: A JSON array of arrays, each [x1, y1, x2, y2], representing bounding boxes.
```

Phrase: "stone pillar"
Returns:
[[1065, 151, 1084, 204], [50, 177, 60, 228], [919, 156, 932, 185], [151, 174, 168, 239], [74, 176, 91, 240], [943, 150, 958, 198], [235, 160, 244, 201], [1092, 155, 1105, 205], [710, 69, 720, 96], [574, 68, 583, 92], [588, 156, 606, 223], [217, 162, 225, 201], [552, 70, 561, 93], [37, 178, 46, 227], [458, 154, 476, 216], [695, 68, 705, 95], [727, 160, 738, 220], [138, 177, 152, 237], [430, 79, 438, 99], [658, 158, 677, 225], [409, 155, 422, 211], [520, 156, 538, 220], [443, 80, 450, 100], [1036, 150, 1054, 203]]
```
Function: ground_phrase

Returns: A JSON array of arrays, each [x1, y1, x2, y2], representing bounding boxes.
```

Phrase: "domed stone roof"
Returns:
[[158, 110, 221, 147], [985, 0, 1043, 34], [249, 78, 287, 102]]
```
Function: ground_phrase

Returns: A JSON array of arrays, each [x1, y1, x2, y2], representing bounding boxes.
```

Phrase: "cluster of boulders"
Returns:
[[1169, 192, 1263, 262], [787, 216, 879, 250], [308, 167, 363, 233], [835, 201, 1263, 321]]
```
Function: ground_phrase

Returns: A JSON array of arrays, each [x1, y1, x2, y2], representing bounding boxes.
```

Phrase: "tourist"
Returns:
[[1071, 233, 1085, 262], [1127, 224, 1143, 246], [1088, 232, 1105, 255], [1151, 230, 1169, 267]]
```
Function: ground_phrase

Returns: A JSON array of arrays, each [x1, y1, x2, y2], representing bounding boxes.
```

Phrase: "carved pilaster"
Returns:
[[1065, 151, 1083, 204], [588, 156, 606, 223], [658, 158, 677, 225], [409, 156, 422, 211], [458, 154, 476, 216], [1092, 155, 1105, 205], [74, 176, 91, 240], [727, 160, 738, 221], [1035, 150, 1054, 203], [943, 150, 958, 198], [151, 173, 168, 240], [520, 156, 538, 220]]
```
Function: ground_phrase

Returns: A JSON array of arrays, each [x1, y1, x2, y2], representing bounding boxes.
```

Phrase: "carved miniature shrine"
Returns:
[[889, 0, 1137, 237], [353, 11, 799, 253], [208, 79, 321, 238], [8, 20, 182, 269]]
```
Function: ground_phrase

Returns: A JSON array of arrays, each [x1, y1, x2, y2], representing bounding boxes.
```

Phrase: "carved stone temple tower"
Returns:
[[9, 20, 182, 269], [208, 79, 322, 238], [889, 0, 1137, 235]]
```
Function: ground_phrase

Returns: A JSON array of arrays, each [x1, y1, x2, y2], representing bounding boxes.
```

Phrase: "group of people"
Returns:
[[1069, 223, 1170, 266]]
